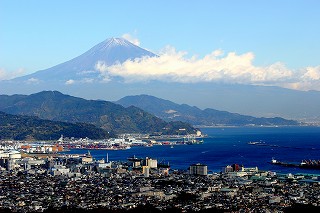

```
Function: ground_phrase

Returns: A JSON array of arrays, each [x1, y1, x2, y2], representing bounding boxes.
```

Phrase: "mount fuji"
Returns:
[[2, 37, 320, 121], [14, 37, 156, 82]]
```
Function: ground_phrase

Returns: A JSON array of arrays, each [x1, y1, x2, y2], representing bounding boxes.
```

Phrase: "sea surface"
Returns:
[[67, 126, 320, 175]]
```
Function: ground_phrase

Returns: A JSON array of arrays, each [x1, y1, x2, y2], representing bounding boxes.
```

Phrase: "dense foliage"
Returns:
[[0, 111, 110, 140]]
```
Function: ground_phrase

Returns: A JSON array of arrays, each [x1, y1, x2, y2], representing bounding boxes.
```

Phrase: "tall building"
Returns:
[[143, 166, 150, 177], [81, 150, 93, 164], [189, 163, 207, 176], [232, 164, 241, 172], [0, 150, 21, 171], [223, 165, 234, 173], [145, 157, 157, 168], [127, 155, 142, 168]]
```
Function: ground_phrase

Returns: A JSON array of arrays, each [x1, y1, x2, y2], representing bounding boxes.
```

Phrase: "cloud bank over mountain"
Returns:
[[0, 68, 25, 80], [2, 35, 320, 92], [121, 33, 140, 46], [95, 45, 320, 91]]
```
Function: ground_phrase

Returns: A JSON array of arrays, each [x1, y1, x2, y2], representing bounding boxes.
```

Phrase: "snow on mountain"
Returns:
[[14, 37, 156, 82], [99, 37, 132, 48]]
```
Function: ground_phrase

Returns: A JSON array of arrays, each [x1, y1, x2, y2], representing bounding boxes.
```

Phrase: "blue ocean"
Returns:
[[67, 127, 320, 175]]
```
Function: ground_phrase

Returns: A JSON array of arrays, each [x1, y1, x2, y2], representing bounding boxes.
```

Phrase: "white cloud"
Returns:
[[0, 68, 25, 80], [95, 61, 112, 82], [302, 66, 320, 80], [283, 66, 320, 91], [25, 78, 40, 84], [95, 61, 108, 72], [92, 45, 320, 91], [96, 46, 294, 85], [122, 33, 140, 46], [65, 78, 95, 85], [65, 79, 75, 85]]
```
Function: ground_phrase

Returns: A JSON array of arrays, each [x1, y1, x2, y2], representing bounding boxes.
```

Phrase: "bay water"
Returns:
[[67, 127, 320, 175]]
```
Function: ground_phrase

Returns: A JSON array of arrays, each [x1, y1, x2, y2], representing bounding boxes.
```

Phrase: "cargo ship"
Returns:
[[270, 158, 320, 170]]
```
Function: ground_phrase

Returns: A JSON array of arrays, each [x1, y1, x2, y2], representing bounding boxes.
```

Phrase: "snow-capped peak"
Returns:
[[92, 37, 135, 51], [105, 37, 132, 47], [13, 36, 156, 81]]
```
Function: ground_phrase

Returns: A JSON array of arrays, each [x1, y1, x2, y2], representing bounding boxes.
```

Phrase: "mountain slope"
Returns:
[[14, 38, 156, 81], [116, 94, 299, 126], [2, 37, 320, 121], [0, 91, 196, 134], [0, 111, 110, 140]]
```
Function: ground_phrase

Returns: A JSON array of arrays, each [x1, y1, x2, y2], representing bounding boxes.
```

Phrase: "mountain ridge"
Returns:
[[116, 94, 300, 126], [0, 91, 196, 135]]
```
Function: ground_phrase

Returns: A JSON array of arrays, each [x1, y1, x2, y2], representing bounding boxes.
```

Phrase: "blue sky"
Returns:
[[1, 0, 320, 88]]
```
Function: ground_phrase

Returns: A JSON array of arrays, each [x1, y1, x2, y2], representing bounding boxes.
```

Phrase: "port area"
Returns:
[[56, 134, 205, 150], [0, 133, 206, 155]]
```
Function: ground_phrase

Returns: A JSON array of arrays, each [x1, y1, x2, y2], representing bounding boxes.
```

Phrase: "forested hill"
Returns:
[[0, 111, 110, 140], [0, 91, 197, 135]]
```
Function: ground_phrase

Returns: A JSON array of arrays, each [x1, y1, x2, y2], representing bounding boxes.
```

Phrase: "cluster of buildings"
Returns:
[[0, 132, 205, 154], [1, 142, 320, 212]]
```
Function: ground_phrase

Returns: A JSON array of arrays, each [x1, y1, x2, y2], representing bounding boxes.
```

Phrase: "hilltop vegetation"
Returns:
[[0, 111, 110, 140]]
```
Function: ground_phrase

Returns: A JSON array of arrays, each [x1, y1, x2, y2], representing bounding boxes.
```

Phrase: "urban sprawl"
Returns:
[[1, 138, 320, 212]]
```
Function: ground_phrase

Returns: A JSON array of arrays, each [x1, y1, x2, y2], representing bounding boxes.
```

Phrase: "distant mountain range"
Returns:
[[117, 95, 300, 126], [0, 111, 109, 140], [0, 91, 196, 135], [2, 37, 320, 121]]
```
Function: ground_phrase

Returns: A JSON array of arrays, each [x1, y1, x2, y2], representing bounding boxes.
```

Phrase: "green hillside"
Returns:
[[0, 91, 196, 135], [0, 111, 110, 140]]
